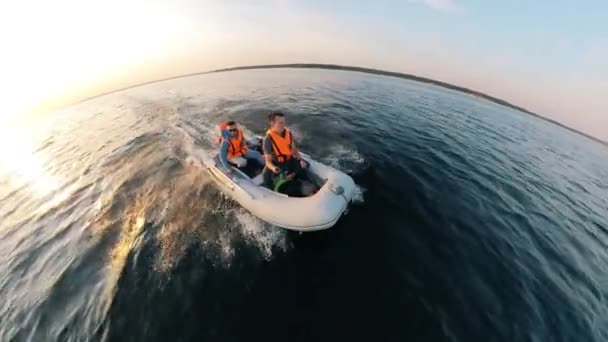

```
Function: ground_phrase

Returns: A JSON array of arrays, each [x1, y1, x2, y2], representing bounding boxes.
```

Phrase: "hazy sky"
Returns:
[[1, 0, 607, 140]]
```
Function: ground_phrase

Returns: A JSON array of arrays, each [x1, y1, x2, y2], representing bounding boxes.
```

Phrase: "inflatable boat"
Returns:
[[206, 138, 356, 231]]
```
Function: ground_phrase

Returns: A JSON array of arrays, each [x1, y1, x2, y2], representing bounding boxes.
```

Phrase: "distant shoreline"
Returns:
[[78, 63, 605, 146], [209, 64, 607, 146]]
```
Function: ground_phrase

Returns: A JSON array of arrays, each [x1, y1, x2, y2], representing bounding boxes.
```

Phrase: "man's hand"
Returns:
[[299, 159, 307, 168], [271, 165, 281, 174]]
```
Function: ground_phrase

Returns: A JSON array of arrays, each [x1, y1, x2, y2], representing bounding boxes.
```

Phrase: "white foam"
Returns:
[[320, 144, 366, 204], [322, 144, 367, 174], [235, 209, 288, 260], [169, 125, 216, 168], [215, 227, 236, 267], [352, 185, 366, 204]]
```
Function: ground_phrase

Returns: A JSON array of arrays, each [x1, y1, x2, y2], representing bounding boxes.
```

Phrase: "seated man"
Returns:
[[262, 112, 308, 188], [218, 120, 264, 173]]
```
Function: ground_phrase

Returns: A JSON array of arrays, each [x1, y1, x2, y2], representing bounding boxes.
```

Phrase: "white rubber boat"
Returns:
[[206, 139, 356, 231]]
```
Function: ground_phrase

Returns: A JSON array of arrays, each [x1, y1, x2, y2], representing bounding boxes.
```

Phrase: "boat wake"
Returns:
[[321, 143, 367, 204], [106, 125, 292, 273]]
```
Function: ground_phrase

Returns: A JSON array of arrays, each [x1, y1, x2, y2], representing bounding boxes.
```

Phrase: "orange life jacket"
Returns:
[[266, 128, 293, 163], [218, 122, 248, 159]]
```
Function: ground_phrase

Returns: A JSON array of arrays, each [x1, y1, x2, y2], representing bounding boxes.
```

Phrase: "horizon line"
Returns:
[[74, 63, 606, 146]]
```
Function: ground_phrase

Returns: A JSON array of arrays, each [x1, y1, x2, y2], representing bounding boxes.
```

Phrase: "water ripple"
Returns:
[[1, 68, 607, 341]]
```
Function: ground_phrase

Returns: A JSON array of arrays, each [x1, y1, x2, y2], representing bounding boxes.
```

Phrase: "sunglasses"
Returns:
[[228, 128, 237, 132]]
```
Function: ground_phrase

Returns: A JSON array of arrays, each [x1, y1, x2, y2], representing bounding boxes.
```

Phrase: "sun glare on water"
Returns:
[[0, 0, 190, 201], [0, 122, 60, 198]]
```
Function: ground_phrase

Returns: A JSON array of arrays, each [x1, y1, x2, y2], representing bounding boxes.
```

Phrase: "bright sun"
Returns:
[[0, 0, 183, 123]]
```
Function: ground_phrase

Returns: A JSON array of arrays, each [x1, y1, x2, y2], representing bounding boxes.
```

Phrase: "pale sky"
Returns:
[[1, 0, 607, 140]]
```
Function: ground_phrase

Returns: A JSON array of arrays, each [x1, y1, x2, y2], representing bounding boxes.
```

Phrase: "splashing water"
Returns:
[[235, 209, 289, 260], [319, 143, 367, 204]]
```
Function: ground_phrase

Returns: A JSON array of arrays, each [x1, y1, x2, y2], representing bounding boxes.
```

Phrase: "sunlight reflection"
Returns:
[[0, 122, 60, 197]]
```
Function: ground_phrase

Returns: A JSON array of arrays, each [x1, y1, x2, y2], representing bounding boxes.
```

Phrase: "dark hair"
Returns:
[[226, 120, 236, 126], [268, 111, 285, 123]]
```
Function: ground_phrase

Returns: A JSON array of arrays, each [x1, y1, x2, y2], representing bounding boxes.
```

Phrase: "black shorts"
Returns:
[[280, 157, 303, 175]]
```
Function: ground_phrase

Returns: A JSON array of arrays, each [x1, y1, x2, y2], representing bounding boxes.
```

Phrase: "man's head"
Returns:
[[268, 112, 286, 132], [226, 120, 238, 136]]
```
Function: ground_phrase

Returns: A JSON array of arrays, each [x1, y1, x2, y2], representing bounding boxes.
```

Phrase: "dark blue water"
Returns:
[[1, 68, 607, 342]]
